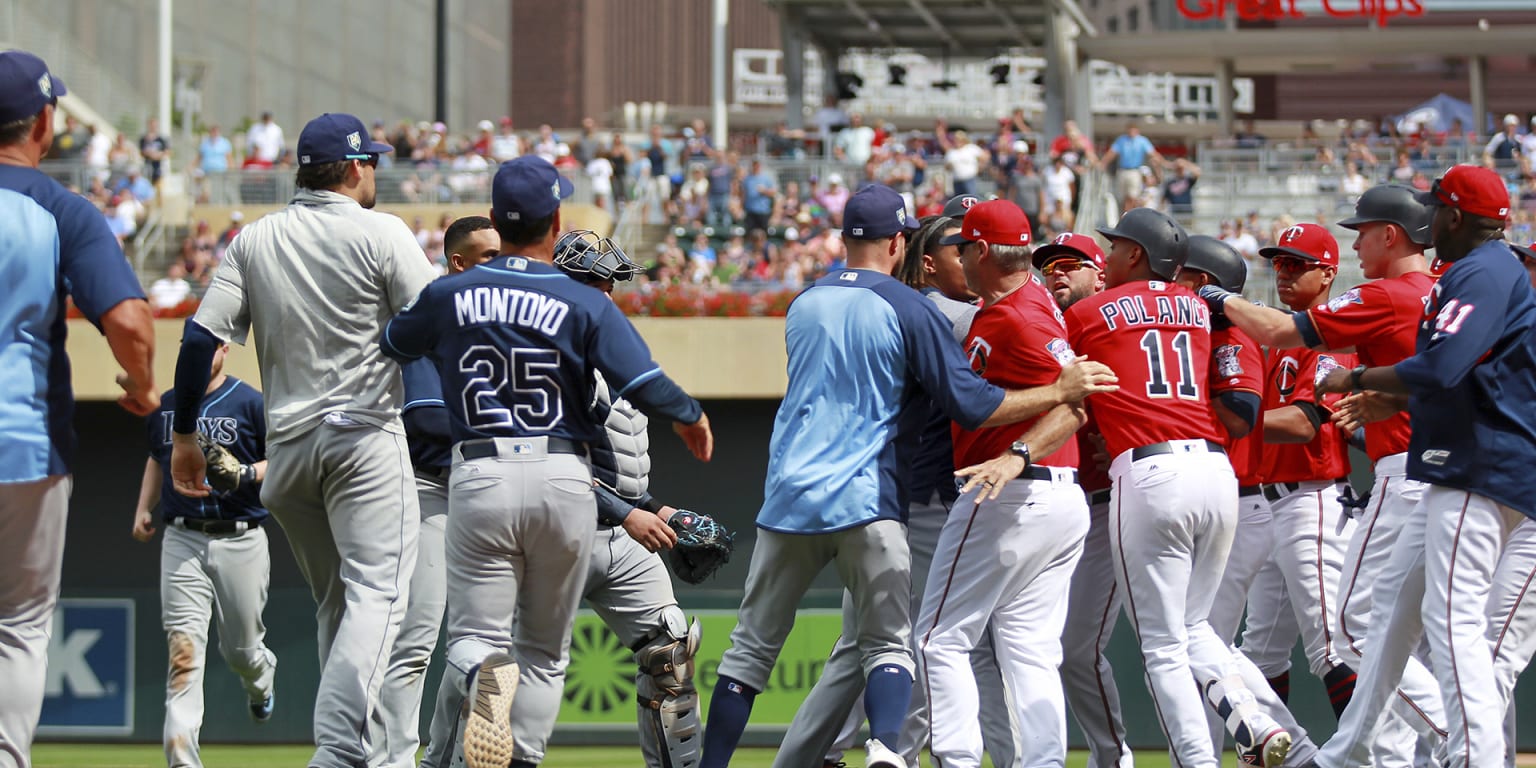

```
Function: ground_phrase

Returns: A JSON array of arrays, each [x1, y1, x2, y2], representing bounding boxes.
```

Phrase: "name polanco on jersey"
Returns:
[[1097, 286, 1210, 331], [454, 285, 571, 334]]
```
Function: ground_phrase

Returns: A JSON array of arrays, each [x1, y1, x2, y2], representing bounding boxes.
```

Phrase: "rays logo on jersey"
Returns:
[[1046, 338, 1075, 368], [1214, 344, 1245, 380], [1316, 354, 1343, 388], [1325, 287, 1364, 313]]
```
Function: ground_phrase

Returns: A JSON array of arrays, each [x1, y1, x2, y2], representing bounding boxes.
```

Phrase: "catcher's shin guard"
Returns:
[[634, 606, 703, 768]]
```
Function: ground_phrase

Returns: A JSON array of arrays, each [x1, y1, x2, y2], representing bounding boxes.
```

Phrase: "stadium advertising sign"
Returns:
[[1177, 0, 1425, 24], [38, 599, 135, 736]]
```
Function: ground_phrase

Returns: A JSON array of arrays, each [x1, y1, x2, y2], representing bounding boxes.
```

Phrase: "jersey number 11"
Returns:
[[1140, 329, 1199, 400]]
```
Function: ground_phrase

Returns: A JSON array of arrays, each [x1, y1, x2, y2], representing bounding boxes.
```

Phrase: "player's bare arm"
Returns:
[[673, 411, 713, 462], [1263, 404, 1320, 444], [1213, 396, 1256, 440], [1318, 363, 1409, 396], [979, 357, 1117, 428], [958, 403, 1087, 499], [132, 457, 161, 542], [1332, 391, 1409, 433], [170, 433, 210, 498], [1202, 289, 1307, 350], [102, 298, 158, 416], [622, 507, 678, 552]]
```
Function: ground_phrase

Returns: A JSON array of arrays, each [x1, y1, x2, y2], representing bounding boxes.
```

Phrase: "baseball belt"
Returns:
[[458, 436, 585, 460], [1017, 465, 1079, 484], [1130, 439, 1225, 461], [1240, 485, 1263, 498], [1262, 477, 1351, 504], [171, 517, 254, 536], [1087, 488, 1112, 506]]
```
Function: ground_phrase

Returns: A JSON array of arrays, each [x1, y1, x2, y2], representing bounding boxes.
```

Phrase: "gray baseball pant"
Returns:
[[371, 471, 449, 768], [161, 524, 277, 768], [261, 421, 419, 768], [773, 493, 1019, 768], [444, 440, 595, 765], [0, 475, 70, 768]]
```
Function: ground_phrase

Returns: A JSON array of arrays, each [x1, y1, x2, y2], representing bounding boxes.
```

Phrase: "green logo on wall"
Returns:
[[563, 619, 634, 714]]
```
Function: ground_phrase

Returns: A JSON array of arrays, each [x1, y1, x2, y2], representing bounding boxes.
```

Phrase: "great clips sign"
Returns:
[[1176, 0, 1425, 25]]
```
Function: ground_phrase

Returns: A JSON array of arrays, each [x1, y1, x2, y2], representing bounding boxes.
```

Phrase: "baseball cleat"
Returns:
[[865, 738, 902, 768], [248, 693, 274, 723], [1238, 724, 1292, 768], [462, 653, 520, 768]]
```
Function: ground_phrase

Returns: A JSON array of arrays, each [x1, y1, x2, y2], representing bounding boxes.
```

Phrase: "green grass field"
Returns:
[[29, 744, 1142, 767]]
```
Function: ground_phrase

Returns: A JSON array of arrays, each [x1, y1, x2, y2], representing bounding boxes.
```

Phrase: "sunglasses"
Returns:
[[1270, 256, 1325, 273], [1043, 259, 1091, 275]]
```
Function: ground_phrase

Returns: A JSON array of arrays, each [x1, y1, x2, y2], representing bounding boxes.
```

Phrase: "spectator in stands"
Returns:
[[1162, 157, 1200, 217], [1341, 160, 1369, 199], [245, 111, 284, 168], [471, 120, 495, 157], [643, 124, 675, 211], [605, 132, 633, 209], [149, 261, 193, 310], [370, 121, 394, 170], [764, 121, 805, 159], [1006, 147, 1046, 236], [110, 190, 144, 244], [425, 213, 450, 267], [85, 123, 111, 182], [706, 151, 737, 229], [939, 125, 989, 197], [107, 133, 139, 184], [573, 117, 602, 165], [139, 117, 168, 185], [1485, 114, 1523, 170], [1221, 218, 1260, 261], [586, 147, 614, 211], [47, 115, 88, 160], [687, 233, 717, 284], [1233, 118, 1267, 148], [1044, 153, 1076, 231], [179, 220, 217, 284], [835, 113, 876, 166], [1389, 151, 1416, 183], [492, 116, 521, 162], [1101, 121, 1163, 212], [742, 159, 776, 234], [815, 173, 851, 227], [448, 144, 490, 201], [115, 165, 155, 205], [678, 164, 711, 225], [194, 124, 234, 203], [1050, 119, 1098, 168], [1523, 117, 1536, 162], [214, 210, 242, 264]]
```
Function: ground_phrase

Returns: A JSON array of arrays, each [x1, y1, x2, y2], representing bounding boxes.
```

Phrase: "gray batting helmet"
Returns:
[[1181, 235, 1248, 292], [1337, 184, 1433, 246], [554, 229, 641, 283], [1096, 208, 1189, 280]]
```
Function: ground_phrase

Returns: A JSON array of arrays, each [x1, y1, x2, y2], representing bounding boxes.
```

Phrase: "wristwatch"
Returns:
[[1009, 440, 1032, 467], [1349, 364, 1368, 393]]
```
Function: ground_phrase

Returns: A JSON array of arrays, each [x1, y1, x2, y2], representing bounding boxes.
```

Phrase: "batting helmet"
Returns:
[[553, 230, 641, 283], [1181, 235, 1248, 292], [1337, 184, 1433, 246], [1096, 208, 1188, 280]]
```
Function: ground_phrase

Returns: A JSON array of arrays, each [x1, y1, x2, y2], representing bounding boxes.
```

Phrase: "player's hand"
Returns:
[[1317, 366, 1354, 395], [622, 509, 678, 552], [1086, 430, 1110, 474], [1332, 391, 1405, 433], [116, 372, 159, 416], [1197, 284, 1237, 313], [675, 412, 713, 462], [955, 453, 1028, 500], [131, 508, 156, 542], [170, 432, 211, 498], [1056, 357, 1119, 402]]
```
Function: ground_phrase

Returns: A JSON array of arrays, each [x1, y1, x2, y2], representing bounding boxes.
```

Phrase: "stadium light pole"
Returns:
[[435, 0, 448, 124], [158, 0, 171, 139], [712, 0, 727, 151]]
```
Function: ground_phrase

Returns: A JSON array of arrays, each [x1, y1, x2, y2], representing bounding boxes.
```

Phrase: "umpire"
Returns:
[[168, 112, 438, 768]]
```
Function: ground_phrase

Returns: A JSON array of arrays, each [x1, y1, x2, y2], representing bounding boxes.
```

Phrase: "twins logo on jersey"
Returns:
[[967, 336, 993, 375], [1324, 287, 1364, 313], [1275, 355, 1300, 402], [1214, 344, 1245, 381], [1316, 354, 1343, 387]]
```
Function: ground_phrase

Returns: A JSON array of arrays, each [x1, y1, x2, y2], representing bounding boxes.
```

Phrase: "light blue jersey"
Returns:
[[758, 269, 1004, 534]]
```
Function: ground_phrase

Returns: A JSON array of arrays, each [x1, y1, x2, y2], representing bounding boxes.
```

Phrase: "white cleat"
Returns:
[[462, 653, 520, 768], [865, 738, 903, 768]]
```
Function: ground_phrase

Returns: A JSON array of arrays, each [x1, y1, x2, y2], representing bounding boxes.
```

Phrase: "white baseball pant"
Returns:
[[918, 471, 1088, 768], [0, 475, 70, 768], [1489, 518, 1536, 768], [1060, 493, 1134, 768], [1259, 482, 1352, 677]]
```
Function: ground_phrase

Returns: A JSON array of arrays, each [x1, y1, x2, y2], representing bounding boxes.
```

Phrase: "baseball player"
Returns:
[[371, 215, 501, 768], [166, 112, 438, 768], [917, 200, 1092, 768], [1308, 165, 1536, 768], [1201, 185, 1447, 764], [1231, 224, 1358, 721], [778, 198, 1023, 768], [0, 50, 158, 768], [1064, 207, 1291, 768], [1033, 234, 1137, 768], [698, 184, 1117, 768], [381, 156, 713, 768], [133, 343, 277, 768]]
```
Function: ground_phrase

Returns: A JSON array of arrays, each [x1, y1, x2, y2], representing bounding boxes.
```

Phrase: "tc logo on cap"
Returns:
[[1054, 233, 1073, 245], [346, 131, 362, 151], [960, 196, 977, 209], [1280, 225, 1305, 244]]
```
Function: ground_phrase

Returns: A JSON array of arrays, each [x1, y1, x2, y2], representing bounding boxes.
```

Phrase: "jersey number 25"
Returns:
[[1140, 329, 1199, 400], [460, 345, 564, 431]]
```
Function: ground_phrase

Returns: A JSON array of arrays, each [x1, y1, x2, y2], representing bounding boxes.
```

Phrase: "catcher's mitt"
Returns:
[[195, 433, 255, 494], [666, 509, 735, 585]]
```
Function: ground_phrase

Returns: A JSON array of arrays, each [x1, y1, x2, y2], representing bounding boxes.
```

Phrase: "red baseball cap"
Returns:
[[938, 199, 1032, 247], [1416, 164, 1511, 221], [1513, 241, 1536, 264], [1260, 222, 1339, 266], [1031, 232, 1106, 271]]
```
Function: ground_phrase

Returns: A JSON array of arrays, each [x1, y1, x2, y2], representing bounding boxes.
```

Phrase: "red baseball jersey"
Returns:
[[1211, 325, 1266, 487], [1065, 280, 1220, 460], [1301, 273, 1434, 461], [1076, 420, 1112, 493], [953, 277, 1080, 470], [1260, 346, 1357, 483]]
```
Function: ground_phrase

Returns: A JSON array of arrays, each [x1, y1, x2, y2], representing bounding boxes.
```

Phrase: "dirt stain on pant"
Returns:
[[168, 631, 198, 692]]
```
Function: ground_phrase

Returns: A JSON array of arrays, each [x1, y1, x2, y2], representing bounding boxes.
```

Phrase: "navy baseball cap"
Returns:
[[842, 184, 919, 240], [295, 113, 393, 166], [941, 193, 982, 220], [0, 50, 66, 124], [492, 156, 574, 222]]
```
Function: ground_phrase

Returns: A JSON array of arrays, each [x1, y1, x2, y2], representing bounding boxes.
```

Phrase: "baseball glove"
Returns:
[[195, 433, 255, 493], [666, 509, 735, 585]]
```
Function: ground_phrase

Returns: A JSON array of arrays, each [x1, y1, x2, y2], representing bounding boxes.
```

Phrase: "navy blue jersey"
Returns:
[[381, 255, 697, 444], [1397, 240, 1536, 519], [401, 357, 451, 471], [0, 165, 144, 482], [148, 377, 268, 522], [758, 269, 1005, 534]]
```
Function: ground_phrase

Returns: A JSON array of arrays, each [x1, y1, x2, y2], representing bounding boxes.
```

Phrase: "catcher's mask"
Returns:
[[553, 229, 641, 285]]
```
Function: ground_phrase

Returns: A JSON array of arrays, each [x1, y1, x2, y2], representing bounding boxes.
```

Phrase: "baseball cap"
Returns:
[[1512, 241, 1536, 264], [1259, 222, 1339, 266], [296, 113, 393, 166], [1415, 164, 1511, 221], [841, 184, 920, 240], [1032, 232, 1106, 271], [941, 193, 981, 220], [477, 119, 494, 132], [492, 155, 574, 222], [0, 50, 66, 124], [938, 199, 1032, 247], [1012, 139, 1030, 154]]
